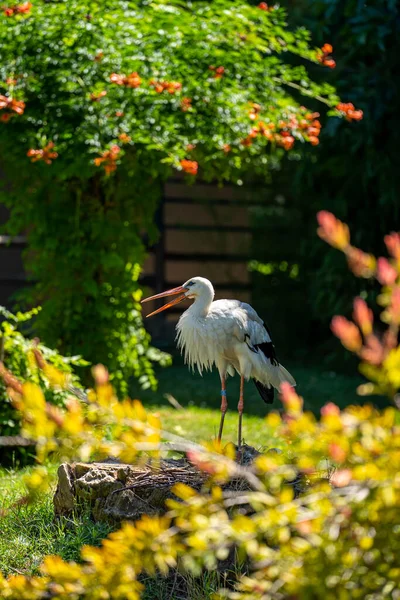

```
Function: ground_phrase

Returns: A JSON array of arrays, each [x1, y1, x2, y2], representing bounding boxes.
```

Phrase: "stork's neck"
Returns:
[[188, 287, 214, 317]]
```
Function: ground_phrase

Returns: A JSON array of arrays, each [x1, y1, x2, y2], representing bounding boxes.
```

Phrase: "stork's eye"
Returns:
[[187, 281, 194, 287]]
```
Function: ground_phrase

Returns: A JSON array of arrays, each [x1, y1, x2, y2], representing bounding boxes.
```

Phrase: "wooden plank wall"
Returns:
[[141, 179, 264, 342], [0, 205, 26, 308]]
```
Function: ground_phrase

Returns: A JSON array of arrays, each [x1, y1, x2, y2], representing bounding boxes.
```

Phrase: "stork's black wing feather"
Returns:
[[253, 379, 274, 403], [252, 321, 278, 404], [254, 341, 278, 366]]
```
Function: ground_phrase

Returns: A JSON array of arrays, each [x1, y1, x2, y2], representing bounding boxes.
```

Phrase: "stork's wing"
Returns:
[[231, 302, 279, 365]]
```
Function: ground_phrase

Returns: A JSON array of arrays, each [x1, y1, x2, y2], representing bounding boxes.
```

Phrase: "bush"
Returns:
[[0, 306, 86, 464], [0, 0, 357, 390]]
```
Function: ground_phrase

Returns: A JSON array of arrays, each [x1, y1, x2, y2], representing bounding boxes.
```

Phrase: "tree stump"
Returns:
[[53, 446, 263, 525]]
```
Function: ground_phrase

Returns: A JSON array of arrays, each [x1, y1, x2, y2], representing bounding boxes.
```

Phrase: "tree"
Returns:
[[0, 0, 356, 389]]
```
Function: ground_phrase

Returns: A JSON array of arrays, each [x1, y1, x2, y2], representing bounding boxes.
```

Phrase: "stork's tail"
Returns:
[[276, 364, 296, 387], [253, 364, 296, 404]]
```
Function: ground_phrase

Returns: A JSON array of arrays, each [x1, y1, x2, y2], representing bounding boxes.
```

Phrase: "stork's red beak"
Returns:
[[141, 286, 188, 317]]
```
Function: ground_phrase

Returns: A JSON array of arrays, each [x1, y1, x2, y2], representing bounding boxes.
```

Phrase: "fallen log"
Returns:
[[53, 446, 264, 525]]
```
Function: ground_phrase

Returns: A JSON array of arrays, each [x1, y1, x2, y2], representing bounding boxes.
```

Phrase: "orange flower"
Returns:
[[280, 382, 303, 414], [258, 2, 271, 9], [180, 159, 198, 175], [27, 141, 58, 165], [318, 43, 336, 68], [9, 98, 25, 114], [90, 90, 107, 102], [346, 246, 376, 278], [168, 81, 182, 93], [118, 133, 131, 144], [16, 1, 32, 12], [94, 51, 104, 62], [150, 80, 181, 94], [321, 43, 333, 55], [3, 1, 32, 15], [6, 77, 18, 85], [248, 103, 261, 120], [110, 73, 126, 85], [353, 297, 373, 336], [376, 257, 397, 286], [317, 211, 350, 250], [384, 232, 400, 260], [274, 131, 294, 150], [386, 287, 400, 324], [187, 450, 218, 475], [150, 80, 164, 93], [241, 136, 253, 147], [0, 113, 12, 122], [329, 443, 347, 463], [309, 136, 319, 146], [320, 402, 340, 417], [222, 144, 231, 153], [92, 364, 109, 385], [124, 72, 141, 88], [336, 102, 363, 122], [0, 95, 25, 115], [331, 316, 362, 352], [186, 143, 196, 151], [208, 66, 225, 79], [94, 145, 120, 175], [257, 122, 273, 139], [181, 97, 192, 112], [359, 335, 386, 366], [110, 72, 141, 88], [308, 119, 321, 137]]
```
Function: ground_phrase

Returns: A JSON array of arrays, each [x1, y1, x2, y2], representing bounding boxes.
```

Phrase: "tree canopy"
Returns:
[[0, 0, 353, 183], [0, 0, 361, 387]]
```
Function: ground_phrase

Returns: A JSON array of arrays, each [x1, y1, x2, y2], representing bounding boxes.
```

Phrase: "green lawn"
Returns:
[[0, 465, 114, 577], [0, 360, 390, 583]]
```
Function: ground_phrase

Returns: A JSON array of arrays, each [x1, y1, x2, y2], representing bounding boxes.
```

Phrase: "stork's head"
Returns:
[[141, 276, 215, 317]]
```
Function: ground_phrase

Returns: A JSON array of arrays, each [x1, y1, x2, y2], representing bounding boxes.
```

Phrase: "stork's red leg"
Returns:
[[217, 375, 227, 443], [237, 375, 245, 453]]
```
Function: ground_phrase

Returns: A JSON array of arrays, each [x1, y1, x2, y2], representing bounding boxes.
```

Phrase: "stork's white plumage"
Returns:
[[142, 276, 295, 449]]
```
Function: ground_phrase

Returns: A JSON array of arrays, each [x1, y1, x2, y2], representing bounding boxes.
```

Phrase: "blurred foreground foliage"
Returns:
[[0, 221, 399, 599], [0, 0, 357, 389]]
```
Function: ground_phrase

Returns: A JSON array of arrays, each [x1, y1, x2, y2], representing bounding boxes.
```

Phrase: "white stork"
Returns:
[[141, 276, 295, 450]]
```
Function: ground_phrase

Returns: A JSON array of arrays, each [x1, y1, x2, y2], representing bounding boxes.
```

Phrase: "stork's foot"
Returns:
[[234, 443, 261, 465]]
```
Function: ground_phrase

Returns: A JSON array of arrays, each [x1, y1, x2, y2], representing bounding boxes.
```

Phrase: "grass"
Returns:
[[141, 571, 224, 600], [0, 466, 113, 577], [0, 360, 390, 590]]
